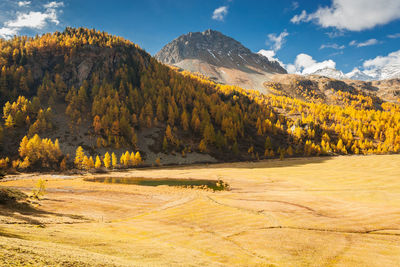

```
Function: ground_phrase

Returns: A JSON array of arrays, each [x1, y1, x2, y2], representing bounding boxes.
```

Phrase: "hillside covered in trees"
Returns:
[[0, 28, 400, 172]]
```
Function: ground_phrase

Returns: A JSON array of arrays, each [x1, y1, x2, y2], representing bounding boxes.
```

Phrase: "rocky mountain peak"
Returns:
[[155, 29, 286, 74]]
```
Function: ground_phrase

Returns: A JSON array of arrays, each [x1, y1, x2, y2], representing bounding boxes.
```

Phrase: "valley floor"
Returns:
[[1, 155, 400, 266]]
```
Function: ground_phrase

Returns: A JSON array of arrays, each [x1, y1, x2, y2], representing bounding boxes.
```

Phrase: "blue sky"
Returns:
[[1, 0, 400, 74]]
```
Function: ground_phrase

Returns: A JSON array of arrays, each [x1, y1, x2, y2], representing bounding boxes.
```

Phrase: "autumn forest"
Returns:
[[0, 27, 400, 173]]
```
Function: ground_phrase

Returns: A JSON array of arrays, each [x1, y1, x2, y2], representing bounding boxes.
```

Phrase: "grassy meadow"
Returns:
[[1, 155, 400, 266]]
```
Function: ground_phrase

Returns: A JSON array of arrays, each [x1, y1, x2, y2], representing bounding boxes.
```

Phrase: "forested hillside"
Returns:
[[0, 28, 400, 172]]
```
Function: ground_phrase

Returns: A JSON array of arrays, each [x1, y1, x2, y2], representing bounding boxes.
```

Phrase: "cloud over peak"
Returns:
[[287, 53, 336, 75]]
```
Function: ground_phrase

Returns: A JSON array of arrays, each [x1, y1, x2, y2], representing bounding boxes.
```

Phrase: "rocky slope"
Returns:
[[155, 29, 286, 92], [266, 73, 400, 103]]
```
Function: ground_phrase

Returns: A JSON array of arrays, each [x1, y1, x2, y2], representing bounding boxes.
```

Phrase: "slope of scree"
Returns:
[[155, 29, 286, 92]]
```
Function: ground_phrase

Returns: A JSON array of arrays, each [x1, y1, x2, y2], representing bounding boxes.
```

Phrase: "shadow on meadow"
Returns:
[[0, 187, 87, 226], [140, 156, 334, 170]]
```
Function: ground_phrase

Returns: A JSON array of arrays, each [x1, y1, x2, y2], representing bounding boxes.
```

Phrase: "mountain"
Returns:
[[155, 29, 286, 92], [345, 68, 374, 81], [0, 27, 300, 168], [310, 65, 400, 82], [308, 67, 346, 80], [1, 28, 400, 173], [363, 64, 400, 81]]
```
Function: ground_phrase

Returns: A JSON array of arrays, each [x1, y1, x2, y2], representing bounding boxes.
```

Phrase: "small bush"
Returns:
[[31, 179, 46, 199]]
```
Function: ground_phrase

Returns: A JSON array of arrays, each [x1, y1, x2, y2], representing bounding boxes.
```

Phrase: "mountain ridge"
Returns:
[[307, 65, 400, 82], [155, 29, 286, 92]]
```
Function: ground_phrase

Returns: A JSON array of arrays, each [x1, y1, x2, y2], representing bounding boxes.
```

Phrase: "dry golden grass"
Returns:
[[1, 155, 400, 266]]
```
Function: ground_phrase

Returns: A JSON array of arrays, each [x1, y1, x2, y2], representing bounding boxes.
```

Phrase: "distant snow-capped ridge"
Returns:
[[363, 64, 400, 81], [308, 67, 346, 80], [345, 68, 375, 81], [346, 64, 400, 81], [309, 65, 400, 81]]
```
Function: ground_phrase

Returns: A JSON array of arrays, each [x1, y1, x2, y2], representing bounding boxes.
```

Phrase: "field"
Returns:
[[1, 155, 400, 266]]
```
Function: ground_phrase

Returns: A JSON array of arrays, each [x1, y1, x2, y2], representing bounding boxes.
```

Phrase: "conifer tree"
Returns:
[[95, 156, 102, 168], [163, 136, 168, 152], [130, 152, 135, 166], [134, 152, 142, 165], [88, 156, 95, 169], [120, 153, 125, 166], [5, 114, 14, 128], [112, 152, 117, 168], [104, 152, 111, 168], [74, 146, 85, 169], [82, 156, 90, 170]]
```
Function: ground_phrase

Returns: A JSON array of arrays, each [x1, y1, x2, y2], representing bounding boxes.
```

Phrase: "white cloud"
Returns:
[[258, 49, 285, 67], [0, 27, 18, 39], [286, 53, 336, 75], [363, 50, 400, 69], [6, 11, 56, 29], [18, 1, 31, 7], [291, 0, 400, 31], [267, 30, 289, 51], [44, 1, 64, 9], [212, 6, 228, 21], [320, 43, 345, 50], [290, 10, 308, 24], [349, 38, 379, 47], [286, 64, 297, 74], [258, 49, 276, 59], [388, 33, 400, 38], [0, 1, 63, 39]]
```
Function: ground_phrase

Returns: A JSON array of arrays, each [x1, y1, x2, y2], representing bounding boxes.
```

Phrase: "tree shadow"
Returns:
[[141, 156, 334, 170], [211, 156, 335, 169], [0, 193, 88, 226], [0, 228, 26, 239]]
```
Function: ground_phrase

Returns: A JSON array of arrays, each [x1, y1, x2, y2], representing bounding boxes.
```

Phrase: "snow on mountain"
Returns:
[[345, 68, 375, 81], [375, 63, 400, 80], [310, 65, 400, 81], [308, 67, 346, 80], [274, 49, 400, 81], [353, 64, 400, 81], [362, 50, 400, 81]]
